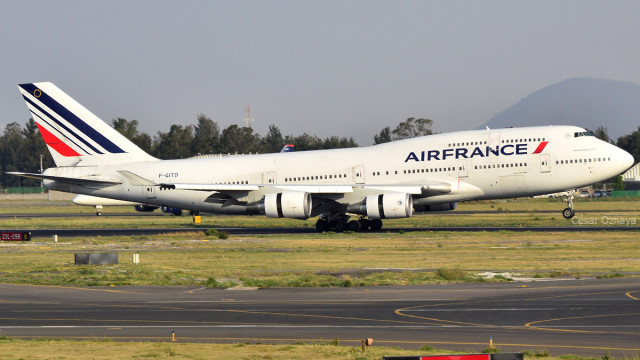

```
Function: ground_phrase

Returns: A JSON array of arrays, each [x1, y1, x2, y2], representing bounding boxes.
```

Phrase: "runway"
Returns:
[[1, 278, 639, 356]]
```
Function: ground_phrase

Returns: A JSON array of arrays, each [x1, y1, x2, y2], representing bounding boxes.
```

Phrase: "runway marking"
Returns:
[[222, 309, 444, 326], [184, 287, 207, 294], [525, 312, 640, 335], [523, 290, 636, 301], [0, 283, 147, 294], [395, 289, 640, 335], [4, 335, 640, 352], [625, 291, 639, 300], [0, 316, 298, 327]]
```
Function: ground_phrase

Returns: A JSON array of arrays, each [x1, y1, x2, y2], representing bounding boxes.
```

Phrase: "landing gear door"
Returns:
[[353, 165, 365, 184], [540, 154, 551, 173]]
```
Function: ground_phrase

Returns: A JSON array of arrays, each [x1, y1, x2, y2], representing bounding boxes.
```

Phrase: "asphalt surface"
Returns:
[[1, 279, 639, 356]]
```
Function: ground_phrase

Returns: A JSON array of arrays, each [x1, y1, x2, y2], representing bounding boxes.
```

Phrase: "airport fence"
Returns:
[[611, 190, 640, 197]]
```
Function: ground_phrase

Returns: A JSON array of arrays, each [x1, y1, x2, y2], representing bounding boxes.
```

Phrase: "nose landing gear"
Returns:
[[562, 191, 575, 219]]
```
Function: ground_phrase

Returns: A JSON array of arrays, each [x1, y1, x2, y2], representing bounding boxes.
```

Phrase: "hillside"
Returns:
[[480, 77, 640, 140]]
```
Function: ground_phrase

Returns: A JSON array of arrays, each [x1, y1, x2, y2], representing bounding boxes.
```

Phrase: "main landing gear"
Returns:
[[315, 214, 383, 232], [562, 191, 575, 219]]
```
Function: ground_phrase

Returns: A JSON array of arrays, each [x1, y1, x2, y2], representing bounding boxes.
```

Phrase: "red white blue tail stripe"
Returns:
[[18, 83, 125, 157]]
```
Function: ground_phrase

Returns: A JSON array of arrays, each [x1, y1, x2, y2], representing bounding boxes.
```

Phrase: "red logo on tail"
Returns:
[[35, 122, 81, 157]]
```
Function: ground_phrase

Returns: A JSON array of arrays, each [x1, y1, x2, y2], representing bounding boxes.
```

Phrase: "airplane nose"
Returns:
[[619, 148, 634, 172]]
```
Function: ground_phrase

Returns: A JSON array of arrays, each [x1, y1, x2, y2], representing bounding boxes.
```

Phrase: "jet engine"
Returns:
[[264, 192, 312, 219], [348, 193, 413, 219]]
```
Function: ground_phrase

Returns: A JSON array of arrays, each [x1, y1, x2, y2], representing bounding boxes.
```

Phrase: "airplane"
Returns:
[[280, 144, 295, 153], [9, 82, 635, 232]]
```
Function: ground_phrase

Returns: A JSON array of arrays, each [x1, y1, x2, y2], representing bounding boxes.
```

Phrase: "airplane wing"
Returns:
[[7, 172, 122, 186]]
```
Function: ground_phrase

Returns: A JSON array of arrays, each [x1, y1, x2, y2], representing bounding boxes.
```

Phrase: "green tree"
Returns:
[[111, 118, 153, 154], [220, 124, 260, 154], [391, 117, 433, 140], [152, 125, 195, 159], [588, 126, 611, 143], [22, 119, 53, 175], [0, 122, 27, 186], [261, 124, 285, 153], [616, 127, 640, 164], [284, 133, 324, 151], [193, 114, 220, 155], [373, 126, 392, 144], [613, 175, 625, 191], [323, 136, 358, 149]]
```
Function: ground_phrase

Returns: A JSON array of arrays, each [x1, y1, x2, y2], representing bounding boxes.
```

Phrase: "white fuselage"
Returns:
[[43, 125, 634, 215]]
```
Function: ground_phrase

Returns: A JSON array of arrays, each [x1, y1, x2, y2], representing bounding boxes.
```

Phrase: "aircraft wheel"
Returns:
[[370, 219, 383, 231], [562, 208, 575, 219], [347, 220, 361, 232], [315, 218, 329, 232], [96, 211, 102, 216], [359, 219, 371, 231], [334, 221, 347, 232]]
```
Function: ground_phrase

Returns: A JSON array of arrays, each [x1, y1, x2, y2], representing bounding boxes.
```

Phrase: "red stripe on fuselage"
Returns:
[[35, 122, 82, 157], [532, 141, 549, 154]]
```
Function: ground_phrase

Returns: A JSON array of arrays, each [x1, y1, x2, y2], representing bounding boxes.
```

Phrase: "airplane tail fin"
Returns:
[[18, 82, 156, 167]]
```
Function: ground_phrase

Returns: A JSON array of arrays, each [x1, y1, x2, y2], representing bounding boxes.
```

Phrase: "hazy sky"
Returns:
[[2, 1, 640, 145]]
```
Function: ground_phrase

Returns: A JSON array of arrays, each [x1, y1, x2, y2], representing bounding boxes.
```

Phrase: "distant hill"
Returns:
[[480, 78, 640, 141]]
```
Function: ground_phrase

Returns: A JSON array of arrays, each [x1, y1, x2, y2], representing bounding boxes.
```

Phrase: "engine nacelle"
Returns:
[[414, 202, 457, 212], [365, 193, 413, 220], [264, 192, 312, 219]]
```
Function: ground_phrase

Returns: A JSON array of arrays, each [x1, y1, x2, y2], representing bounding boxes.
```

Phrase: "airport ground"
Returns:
[[0, 197, 639, 359]]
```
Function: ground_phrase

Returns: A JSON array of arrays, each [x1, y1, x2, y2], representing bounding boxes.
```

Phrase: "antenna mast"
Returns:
[[244, 104, 254, 128]]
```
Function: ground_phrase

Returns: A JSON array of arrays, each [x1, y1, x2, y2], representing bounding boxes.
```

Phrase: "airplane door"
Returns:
[[144, 185, 156, 199], [263, 172, 277, 184], [489, 131, 501, 147], [540, 154, 551, 173], [353, 165, 365, 184], [457, 159, 468, 178]]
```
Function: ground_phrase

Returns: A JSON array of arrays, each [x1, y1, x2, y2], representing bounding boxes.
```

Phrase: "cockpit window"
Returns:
[[574, 131, 594, 137]]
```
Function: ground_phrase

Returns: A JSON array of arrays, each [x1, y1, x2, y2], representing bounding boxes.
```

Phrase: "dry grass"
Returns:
[[0, 338, 630, 360], [0, 230, 638, 287]]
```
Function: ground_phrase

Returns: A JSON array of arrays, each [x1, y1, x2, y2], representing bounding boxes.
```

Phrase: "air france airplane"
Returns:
[[10, 82, 634, 232]]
